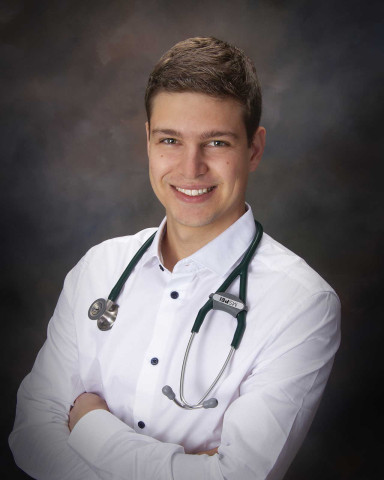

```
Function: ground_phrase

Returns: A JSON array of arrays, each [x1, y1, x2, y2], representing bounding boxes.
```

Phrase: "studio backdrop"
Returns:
[[1, 1, 382, 478]]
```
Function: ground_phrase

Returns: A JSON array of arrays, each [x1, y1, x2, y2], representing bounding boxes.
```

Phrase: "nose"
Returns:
[[179, 145, 208, 179]]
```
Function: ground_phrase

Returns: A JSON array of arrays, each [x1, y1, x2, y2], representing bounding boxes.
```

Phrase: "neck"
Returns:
[[161, 207, 247, 271], [161, 227, 212, 271]]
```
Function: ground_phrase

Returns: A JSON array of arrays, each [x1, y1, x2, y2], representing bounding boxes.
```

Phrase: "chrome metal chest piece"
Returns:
[[88, 298, 119, 331]]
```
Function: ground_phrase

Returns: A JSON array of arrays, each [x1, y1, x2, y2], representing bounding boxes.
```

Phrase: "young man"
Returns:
[[9, 37, 340, 479]]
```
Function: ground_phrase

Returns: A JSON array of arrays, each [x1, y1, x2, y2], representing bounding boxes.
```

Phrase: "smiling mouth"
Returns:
[[174, 186, 215, 197]]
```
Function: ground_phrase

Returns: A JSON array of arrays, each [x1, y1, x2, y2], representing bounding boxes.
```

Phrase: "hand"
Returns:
[[68, 392, 110, 432], [196, 447, 218, 456]]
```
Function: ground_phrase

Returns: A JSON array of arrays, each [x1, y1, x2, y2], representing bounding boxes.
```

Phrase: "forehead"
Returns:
[[149, 92, 247, 136]]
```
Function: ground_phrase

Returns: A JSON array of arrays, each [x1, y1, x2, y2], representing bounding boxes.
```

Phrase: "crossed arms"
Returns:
[[9, 252, 341, 479]]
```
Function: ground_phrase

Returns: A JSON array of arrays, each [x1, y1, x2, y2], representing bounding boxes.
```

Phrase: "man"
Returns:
[[9, 37, 340, 479]]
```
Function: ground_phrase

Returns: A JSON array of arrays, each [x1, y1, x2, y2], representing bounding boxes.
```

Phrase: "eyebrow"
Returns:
[[151, 128, 182, 137], [200, 130, 239, 140], [151, 128, 239, 140]]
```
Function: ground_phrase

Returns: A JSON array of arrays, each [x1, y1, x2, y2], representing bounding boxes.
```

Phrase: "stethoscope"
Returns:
[[88, 220, 263, 410]]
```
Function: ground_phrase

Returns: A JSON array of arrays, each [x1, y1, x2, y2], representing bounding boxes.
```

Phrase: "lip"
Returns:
[[171, 185, 217, 203], [172, 184, 216, 190]]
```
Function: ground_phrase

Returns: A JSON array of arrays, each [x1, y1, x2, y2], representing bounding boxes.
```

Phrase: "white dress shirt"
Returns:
[[9, 207, 341, 480]]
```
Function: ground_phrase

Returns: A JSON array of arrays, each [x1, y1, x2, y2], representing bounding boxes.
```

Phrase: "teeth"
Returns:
[[175, 187, 214, 196]]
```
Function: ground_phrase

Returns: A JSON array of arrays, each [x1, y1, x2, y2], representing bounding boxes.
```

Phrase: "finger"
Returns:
[[196, 447, 218, 456]]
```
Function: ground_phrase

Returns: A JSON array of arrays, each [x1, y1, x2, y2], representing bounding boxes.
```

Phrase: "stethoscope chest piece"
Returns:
[[88, 298, 119, 331], [87, 232, 157, 332]]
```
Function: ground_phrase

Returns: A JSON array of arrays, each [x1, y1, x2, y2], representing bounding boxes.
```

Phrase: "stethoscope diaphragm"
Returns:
[[88, 298, 107, 320], [88, 298, 119, 331]]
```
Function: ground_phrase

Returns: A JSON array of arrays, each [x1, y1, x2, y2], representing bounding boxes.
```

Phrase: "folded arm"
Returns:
[[9, 255, 340, 480], [65, 291, 340, 480]]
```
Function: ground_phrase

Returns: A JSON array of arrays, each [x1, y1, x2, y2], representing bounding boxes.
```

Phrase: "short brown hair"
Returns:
[[145, 37, 262, 143]]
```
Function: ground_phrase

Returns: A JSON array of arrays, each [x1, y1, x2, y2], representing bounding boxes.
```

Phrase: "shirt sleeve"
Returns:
[[67, 290, 340, 480], [9, 257, 102, 480], [214, 290, 341, 479]]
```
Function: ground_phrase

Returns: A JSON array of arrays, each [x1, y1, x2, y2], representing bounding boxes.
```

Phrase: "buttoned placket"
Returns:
[[132, 260, 199, 433]]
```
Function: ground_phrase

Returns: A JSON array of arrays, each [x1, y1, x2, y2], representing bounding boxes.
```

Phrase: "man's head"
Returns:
[[145, 37, 266, 242], [145, 37, 262, 145]]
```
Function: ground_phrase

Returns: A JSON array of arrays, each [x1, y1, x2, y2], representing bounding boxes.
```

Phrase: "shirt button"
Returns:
[[150, 357, 159, 365], [170, 291, 179, 299], [138, 421, 145, 429], [159, 264, 164, 271]]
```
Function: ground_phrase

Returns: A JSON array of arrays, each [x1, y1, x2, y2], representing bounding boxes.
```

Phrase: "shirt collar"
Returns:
[[141, 217, 167, 269], [143, 204, 257, 276]]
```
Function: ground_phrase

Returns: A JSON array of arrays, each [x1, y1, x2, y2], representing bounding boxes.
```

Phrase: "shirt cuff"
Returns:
[[68, 409, 132, 464]]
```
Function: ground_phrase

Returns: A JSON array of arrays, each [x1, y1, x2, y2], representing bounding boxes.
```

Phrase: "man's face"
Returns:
[[146, 92, 265, 237]]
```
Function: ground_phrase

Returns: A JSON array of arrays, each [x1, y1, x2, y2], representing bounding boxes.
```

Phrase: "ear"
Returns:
[[145, 122, 150, 156], [249, 126, 266, 172]]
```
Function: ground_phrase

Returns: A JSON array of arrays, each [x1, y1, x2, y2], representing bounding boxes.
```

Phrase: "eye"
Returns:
[[207, 140, 228, 147], [160, 138, 177, 145]]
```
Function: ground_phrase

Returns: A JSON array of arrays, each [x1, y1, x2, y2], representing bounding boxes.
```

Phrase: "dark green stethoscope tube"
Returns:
[[191, 220, 263, 349], [95, 219, 263, 409], [107, 220, 263, 351], [108, 232, 157, 303]]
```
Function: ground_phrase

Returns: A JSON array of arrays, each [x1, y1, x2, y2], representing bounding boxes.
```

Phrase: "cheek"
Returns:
[[226, 163, 250, 192], [150, 151, 179, 176], [149, 158, 169, 187], [148, 162, 159, 186], [224, 162, 243, 182]]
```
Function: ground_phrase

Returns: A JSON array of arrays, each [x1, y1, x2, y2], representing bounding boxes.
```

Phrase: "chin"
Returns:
[[172, 212, 218, 229]]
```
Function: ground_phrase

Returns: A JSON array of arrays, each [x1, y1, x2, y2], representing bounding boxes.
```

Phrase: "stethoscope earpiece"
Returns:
[[162, 385, 218, 409]]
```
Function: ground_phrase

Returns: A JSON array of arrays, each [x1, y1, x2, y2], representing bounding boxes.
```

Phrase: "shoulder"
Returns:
[[248, 231, 340, 319], [64, 227, 157, 292], [244, 231, 340, 355], [83, 227, 157, 266]]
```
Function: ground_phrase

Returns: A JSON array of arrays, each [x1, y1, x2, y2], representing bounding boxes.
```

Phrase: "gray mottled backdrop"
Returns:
[[1, 0, 383, 478]]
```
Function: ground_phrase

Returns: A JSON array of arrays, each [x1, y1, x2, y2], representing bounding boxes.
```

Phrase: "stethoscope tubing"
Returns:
[[90, 219, 263, 409], [108, 232, 157, 303], [168, 220, 263, 409], [191, 220, 263, 350], [178, 333, 235, 409]]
